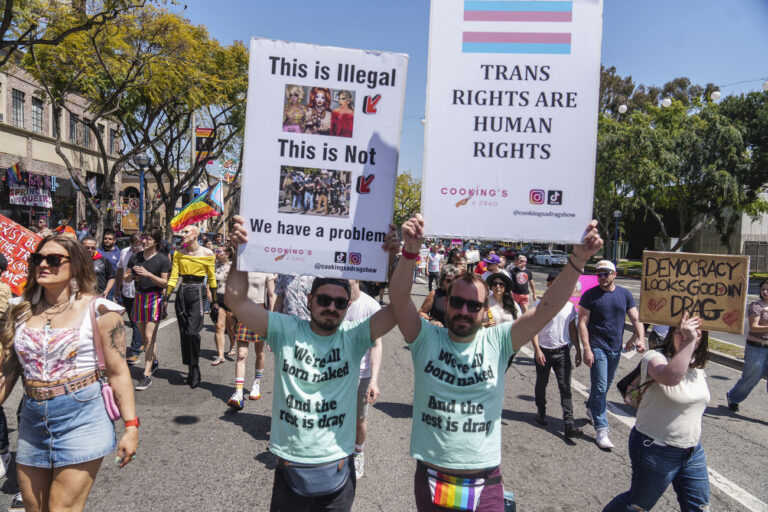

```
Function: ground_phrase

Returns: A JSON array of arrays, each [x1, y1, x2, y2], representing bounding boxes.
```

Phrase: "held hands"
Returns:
[[572, 220, 604, 265], [116, 427, 138, 468], [401, 213, 424, 253]]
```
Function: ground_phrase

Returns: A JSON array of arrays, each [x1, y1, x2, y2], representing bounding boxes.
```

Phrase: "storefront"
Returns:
[[0, 169, 75, 230]]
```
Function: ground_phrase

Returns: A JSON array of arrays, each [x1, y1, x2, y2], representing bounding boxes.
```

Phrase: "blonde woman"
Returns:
[[0, 234, 137, 512], [283, 85, 306, 133]]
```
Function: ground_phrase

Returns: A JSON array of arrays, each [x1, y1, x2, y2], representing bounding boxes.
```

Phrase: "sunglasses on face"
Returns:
[[314, 294, 350, 310], [597, 272, 611, 278], [490, 282, 506, 288], [448, 296, 484, 313], [29, 253, 70, 267]]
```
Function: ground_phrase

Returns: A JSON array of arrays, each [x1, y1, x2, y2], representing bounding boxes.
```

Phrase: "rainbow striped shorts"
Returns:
[[132, 291, 163, 323]]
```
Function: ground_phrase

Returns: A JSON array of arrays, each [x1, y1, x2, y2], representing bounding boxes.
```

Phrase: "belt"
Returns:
[[541, 345, 568, 353], [181, 275, 205, 284], [746, 340, 768, 349], [24, 371, 100, 401]]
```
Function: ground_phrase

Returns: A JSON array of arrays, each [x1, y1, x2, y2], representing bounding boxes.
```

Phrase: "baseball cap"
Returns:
[[484, 254, 501, 265], [595, 260, 616, 273]]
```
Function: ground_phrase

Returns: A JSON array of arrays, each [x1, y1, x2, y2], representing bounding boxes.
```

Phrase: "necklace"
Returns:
[[40, 297, 73, 333]]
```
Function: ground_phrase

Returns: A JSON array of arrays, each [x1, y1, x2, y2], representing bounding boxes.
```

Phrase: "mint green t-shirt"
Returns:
[[266, 312, 372, 464], [410, 318, 515, 470]]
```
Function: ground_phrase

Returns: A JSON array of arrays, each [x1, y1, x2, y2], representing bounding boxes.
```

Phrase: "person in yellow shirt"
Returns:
[[166, 225, 217, 388]]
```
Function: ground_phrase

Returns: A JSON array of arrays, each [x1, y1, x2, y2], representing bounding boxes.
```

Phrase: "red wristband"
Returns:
[[401, 248, 419, 260], [124, 417, 140, 428]]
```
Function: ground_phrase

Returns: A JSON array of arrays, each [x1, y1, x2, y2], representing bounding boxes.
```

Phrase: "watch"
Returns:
[[124, 417, 140, 428]]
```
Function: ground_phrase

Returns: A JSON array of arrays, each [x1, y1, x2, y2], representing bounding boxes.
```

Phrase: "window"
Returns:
[[83, 119, 91, 147], [31, 98, 43, 133], [12, 89, 24, 128], [69, 113, 78, 143], [109, 129, 119, 154]]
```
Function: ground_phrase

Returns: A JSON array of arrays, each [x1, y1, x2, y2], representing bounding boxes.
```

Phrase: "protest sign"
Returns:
[[237, 38, 408, 280], [640, 251, 749, 335], [0, 214, 42, 296], [421, 0, 603, 242], [570, 274, 598, 306], [9, 186, 53, 209]]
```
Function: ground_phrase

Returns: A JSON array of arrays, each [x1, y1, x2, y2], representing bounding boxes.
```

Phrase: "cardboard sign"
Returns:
[[421, 0, 603, 242], [237, 38, 408, 280], [640, 251, 749, 334], [0, 215, 43, 296]]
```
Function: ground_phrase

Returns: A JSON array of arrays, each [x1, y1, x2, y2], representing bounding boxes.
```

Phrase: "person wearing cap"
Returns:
[[578, 259, 645, 450], [225, 215, 398, 510], [510, 254, 537, 313], [481, 254, 509, 282], [389, 213, 603, 511], [531, 271, 583, 439], [483, 272, 520, 328]]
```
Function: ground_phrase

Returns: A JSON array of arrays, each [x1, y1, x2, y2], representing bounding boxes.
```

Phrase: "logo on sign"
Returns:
[[334, 252, 347, 263], [356, 174, 375, 194], [363, 94, 381, 115], [529, 189, 545, 205], [547, 190, 563, 205], [349, 252, 362, 265]]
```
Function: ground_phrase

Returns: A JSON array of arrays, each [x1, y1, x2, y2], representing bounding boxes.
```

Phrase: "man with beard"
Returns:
[[389, 213, 603, 511], [226, 215, 398, 511]]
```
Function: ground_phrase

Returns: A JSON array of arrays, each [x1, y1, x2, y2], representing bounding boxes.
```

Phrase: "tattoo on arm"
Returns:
[[108, 322, 127, 359]]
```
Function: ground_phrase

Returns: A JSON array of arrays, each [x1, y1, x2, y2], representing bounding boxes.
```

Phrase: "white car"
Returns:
[[534, 250, 568, 267]]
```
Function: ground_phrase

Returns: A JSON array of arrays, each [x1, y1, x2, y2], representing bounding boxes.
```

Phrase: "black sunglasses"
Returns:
[[448, 296, 484, 313], [29, 253, 70, 267], [314, 294, 350, 310], [597, 272, 611, 278]]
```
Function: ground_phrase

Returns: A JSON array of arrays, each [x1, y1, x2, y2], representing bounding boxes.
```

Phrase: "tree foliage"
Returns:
[[393, 171, 421, 227]]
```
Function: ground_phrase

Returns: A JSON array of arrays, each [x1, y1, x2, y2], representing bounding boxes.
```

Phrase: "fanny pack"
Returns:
[[280, 456, 351, 497], [427, 467, 501, 511]]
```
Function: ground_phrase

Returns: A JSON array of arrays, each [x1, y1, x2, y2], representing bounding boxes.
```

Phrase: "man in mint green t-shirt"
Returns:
[[226, 216, 397, 511], [389, 213, 603, 512]]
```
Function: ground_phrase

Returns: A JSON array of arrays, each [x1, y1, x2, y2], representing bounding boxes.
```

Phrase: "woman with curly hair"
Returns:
[[303, 86, 332, 135], [0, 234, 138, 512], [331, 89, 354, 137], [283, 85, 306, 133]]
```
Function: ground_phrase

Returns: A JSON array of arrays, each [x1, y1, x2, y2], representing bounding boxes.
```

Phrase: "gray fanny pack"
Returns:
[[280, 456, 351, 497]]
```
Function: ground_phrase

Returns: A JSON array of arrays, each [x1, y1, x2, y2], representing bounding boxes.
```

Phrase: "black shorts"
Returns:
[[217, 294, 229, 312]]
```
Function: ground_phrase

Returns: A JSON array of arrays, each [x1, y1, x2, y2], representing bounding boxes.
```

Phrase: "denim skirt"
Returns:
[[17, 382, 117, 468]]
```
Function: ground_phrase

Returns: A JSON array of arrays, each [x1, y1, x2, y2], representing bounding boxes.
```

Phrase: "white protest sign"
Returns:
[[238, 38, 407, 280], [422, 0, 603, 242]]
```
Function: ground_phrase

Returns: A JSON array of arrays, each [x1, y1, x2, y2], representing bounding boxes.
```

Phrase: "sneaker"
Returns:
[[585, 408, 593, 424], [249, 381, 262, 400], [354, 452, 364, 479], [727, 395, 739, 412], [151, 359, 159, 375], [596, 430, 614, 450], [535, 410, 547, 426], [135, 375, 152, 391], [0, 451, 10, 478], [126, 354, 140, 366], [228, 392, 244, 410], [9, 492, 23, 511], [565, 425, 584, 439]]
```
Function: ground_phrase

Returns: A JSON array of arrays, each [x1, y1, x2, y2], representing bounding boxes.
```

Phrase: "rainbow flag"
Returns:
[[170, 182, 223, 232], [6, 163, 23, 185], [463, 0, 572, 54], [427, 469, 483, 510]]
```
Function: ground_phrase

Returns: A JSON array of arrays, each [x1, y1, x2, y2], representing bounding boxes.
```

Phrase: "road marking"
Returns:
[[159, 317, 177, 329], [517, 345, 768, 512]]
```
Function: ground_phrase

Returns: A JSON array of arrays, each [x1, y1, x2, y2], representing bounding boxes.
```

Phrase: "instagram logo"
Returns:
[[529, 189, 545, 205], [349, 252, 362, 265]]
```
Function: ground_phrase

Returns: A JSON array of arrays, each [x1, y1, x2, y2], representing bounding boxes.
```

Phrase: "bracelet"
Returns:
[[568, 256, 584, 274], [124, 417, 140, 428], [401, 248, 419, 260]]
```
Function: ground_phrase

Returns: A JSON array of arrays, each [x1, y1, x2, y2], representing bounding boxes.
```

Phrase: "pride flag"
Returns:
[[170, 182, 223, 232], [463, 0, 572, 54], [6, 163, 23, 185]]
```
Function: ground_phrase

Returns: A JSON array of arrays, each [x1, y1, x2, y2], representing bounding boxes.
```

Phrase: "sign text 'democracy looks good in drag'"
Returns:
[[238, 38, 407, 280], [422, 0, 603, 242]]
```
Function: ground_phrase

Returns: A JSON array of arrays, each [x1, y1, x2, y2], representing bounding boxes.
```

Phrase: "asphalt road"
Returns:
[[1, 282, 766, 511]]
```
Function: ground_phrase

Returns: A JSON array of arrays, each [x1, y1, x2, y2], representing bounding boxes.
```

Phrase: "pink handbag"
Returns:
[[89, 300, 121, 421]]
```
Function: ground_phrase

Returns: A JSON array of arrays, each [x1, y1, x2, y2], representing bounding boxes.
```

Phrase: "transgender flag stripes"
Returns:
[[463, 0, 572, 54]]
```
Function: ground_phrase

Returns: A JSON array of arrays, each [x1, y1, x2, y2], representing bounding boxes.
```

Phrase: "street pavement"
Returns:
[[1, 280, 766, 511]]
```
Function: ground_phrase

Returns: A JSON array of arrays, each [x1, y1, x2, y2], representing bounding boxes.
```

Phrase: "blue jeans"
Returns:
[[303, 192, 314, 211], [727, 342, 768, 404], [603, 428, 710, 511], [587, 346, 621, 431], [292, 192, 302, 210]]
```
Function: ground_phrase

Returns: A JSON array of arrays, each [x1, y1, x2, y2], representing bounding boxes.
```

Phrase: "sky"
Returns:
[[178, 0, 768, 177]]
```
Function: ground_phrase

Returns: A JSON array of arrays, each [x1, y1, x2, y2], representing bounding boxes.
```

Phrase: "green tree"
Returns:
[[393, 171, 421, 227]]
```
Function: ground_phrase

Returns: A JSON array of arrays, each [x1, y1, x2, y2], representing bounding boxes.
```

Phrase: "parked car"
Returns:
[[534, 250, 568, 267]]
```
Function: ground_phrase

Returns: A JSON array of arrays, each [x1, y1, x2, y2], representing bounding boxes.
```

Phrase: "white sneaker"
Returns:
[[0, 451, 10, 478], [586, 408, 593, 424], [596, 430, 614, 450], [249, 381, 261, 400], [354, 452, 364, 479]]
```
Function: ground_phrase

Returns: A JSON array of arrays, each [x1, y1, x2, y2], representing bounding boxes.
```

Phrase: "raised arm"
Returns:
[[647, 313, 701, 386], [509, 221, 603, 351], [225, 216, 270, 337], [389, 214, 425, 343], [368, 225, 400, 340]]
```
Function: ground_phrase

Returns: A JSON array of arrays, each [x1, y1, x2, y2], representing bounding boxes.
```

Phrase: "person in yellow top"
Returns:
[[166, 225, 217, 388]]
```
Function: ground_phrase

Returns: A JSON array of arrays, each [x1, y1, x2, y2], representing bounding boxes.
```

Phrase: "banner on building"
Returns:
[[237, 38, 408, 280], [640, 251, 750, 335], [421, 0, 603, 242], [0, 214, 42, 296], [196, 128, 214, 164], [87, 176, 98, 196], [9, 187, 53, 209]]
